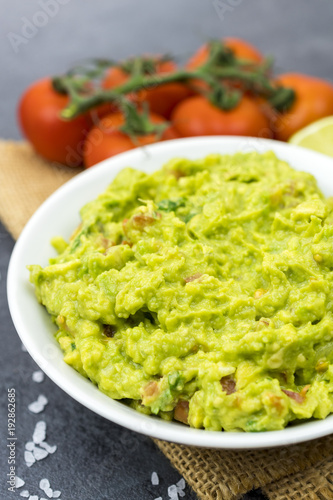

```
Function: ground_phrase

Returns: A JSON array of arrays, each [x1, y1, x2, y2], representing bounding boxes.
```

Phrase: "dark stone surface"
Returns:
[[1, 1, 333, 499]]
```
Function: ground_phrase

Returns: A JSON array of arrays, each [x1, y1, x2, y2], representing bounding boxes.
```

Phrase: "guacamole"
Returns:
[[29, 152, 333, 431]]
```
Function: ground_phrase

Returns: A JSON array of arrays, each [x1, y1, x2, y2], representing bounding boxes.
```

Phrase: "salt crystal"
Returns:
[[33, 446, 49, 461], [151, 471, 159, 485], [40, 478, 50, 491], [15, 477, 25, 489], [33, 421, 46, 444], [29, 496, 39, 500], [52, 491, 61, 498], [39, 394, 48, 404], [28, 395, 48, 414], [25, 441, 35, 452], [176, 478, 186, 497], [20, 490, 29, 498], [24, 450, 36, 467], [45, 486, 53, 498], [40, 442, 57, 454], [154, 498, 162, 500], [168, 483, 179, 500], [32, 370, 44, 383], [176, 478, 185, 489]]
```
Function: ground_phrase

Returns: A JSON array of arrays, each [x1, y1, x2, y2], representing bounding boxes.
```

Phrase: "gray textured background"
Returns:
[[1, 1, 333, 499], [2, 0, 333, 140]]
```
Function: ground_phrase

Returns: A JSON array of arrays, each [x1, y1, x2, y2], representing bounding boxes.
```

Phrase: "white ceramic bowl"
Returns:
[[8, 137, 333, 449]]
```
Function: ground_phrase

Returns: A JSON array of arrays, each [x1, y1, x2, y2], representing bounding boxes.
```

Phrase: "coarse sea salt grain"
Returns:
[[28, 395, 48, 414], [25, 441, 35, 451], [40, 442, 57, 454], [15, 477, 25, 489], [168, 484, 179, 500], [25, 420, 57, 467], [154, 498, 162, 500], [33, 421, 47, 444], [151, 471, 159, 485], [33, 446, 49, 461], [45, 486, 54, 498], [176, 478, 186, 497], [32, 370, 45, 383], [24, 450, 36, 467], [20, 490, 29, 498], [52, 491, 61, 498], [29, 496, 39, 500], [40, 479, 50, 491]]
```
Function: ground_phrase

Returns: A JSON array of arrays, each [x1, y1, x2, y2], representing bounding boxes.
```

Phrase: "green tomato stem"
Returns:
[[51, 43, 295, 131]]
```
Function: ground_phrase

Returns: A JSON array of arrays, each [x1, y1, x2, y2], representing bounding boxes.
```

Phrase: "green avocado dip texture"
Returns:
[[28, 151, 333, 432]]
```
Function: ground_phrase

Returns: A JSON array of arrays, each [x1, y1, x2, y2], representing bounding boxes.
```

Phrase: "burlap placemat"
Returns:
[[1, 139, 332, 500]]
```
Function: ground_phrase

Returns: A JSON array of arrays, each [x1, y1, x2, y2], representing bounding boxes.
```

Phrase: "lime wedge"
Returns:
[[289, 116, 333, 157]]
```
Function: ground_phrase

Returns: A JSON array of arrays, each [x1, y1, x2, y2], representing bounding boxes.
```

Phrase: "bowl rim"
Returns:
[[7, 136, 333, 449]]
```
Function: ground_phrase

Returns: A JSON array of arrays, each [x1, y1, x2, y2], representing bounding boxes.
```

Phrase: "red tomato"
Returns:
[[102, 58, 191, 119], [272, 73, 333, 141], [18, 78, 92, 166], [83, 111, 180, 168], [102, 65, 129, 88], [186, 37, 263, 69], [162, 125, 181, 141], [90, 102, 118, 121], [171, 95, 272, 138]]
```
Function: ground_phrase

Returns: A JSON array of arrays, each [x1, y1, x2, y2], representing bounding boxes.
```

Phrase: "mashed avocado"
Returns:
[[28, 152, 333, 431]]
